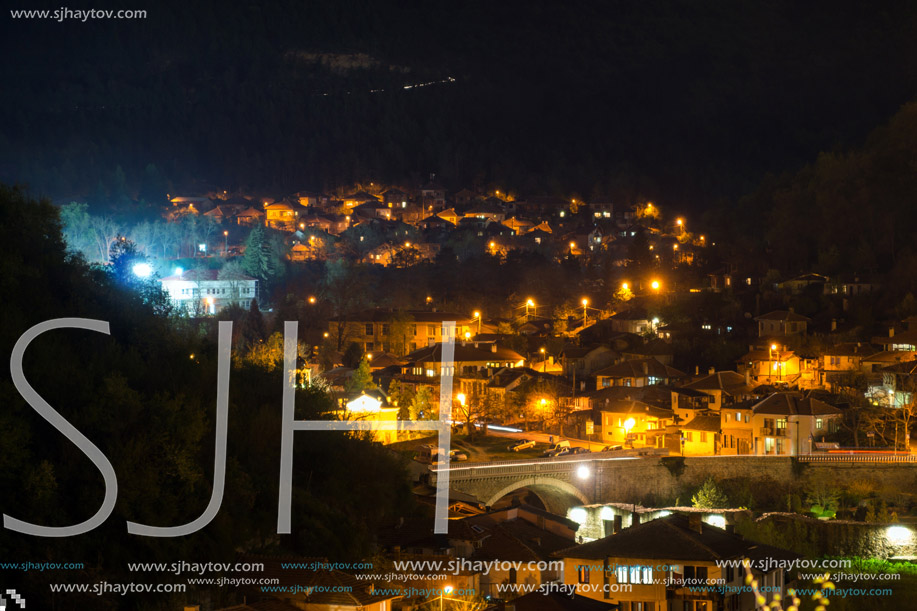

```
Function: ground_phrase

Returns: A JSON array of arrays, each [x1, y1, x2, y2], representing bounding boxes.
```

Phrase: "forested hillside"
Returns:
[[4, 0, 917, 209]]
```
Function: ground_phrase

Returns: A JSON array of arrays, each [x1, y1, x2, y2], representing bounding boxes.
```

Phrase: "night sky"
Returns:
[[2, 0, 917, 209]]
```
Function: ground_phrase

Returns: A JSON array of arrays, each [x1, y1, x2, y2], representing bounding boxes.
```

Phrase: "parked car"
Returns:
[[508, 439, 536, 452], [569, 447, 591, 455], [601, 445, 624, 452], [542, 447, 571, 458], [449, 450, 469, 461]]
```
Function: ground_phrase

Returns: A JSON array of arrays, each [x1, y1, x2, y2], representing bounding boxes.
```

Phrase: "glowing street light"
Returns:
[[577, 464, 591, 480], [473, 310, 482, 334], [223, 230, 229, 255], [323, 332, 329, 338], [582, 297, 589, 327], [540, 347, 546, 372], [525, 299, 535, 318], [132, 262, 152, 278], [440, 585, 455, 611], [456, 393, 466, 407], [308, 296, 316, 304], [651, 280, 660, 292], [621, 282, 629, 291]]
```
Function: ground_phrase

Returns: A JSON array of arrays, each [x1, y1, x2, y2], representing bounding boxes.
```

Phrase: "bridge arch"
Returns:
[[483, 477, 590, 515]]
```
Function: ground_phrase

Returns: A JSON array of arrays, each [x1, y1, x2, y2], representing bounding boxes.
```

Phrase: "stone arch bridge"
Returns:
[[428, 454, 917, 515]]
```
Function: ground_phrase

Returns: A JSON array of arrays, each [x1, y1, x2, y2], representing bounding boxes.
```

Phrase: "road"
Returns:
[[482, 426, 609, 452]]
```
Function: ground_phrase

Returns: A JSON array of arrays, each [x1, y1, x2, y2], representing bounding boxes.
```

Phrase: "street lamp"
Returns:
[[623, 417, 635, 447], [440, 585, 454, 611], [651, 280, 660, 292], [540, 347, 546, 372], [223, 230, 229, 256], [308, 296, 316, 304], [582, 298, 589, 327], [769, 344, 778, 383], [621, 282, 629, 291], [132, 262, 152, 278], [526, 299, 535, 318], [473, 310, 481, 334]]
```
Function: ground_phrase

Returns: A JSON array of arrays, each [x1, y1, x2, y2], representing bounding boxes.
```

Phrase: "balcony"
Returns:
[[760, 427, 787, 437]]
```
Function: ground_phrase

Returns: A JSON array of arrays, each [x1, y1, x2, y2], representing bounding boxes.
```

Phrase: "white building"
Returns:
[[160, 269, 258, 315]]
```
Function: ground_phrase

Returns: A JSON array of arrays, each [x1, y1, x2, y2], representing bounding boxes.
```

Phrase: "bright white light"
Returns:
[[887, 526, 913, 547], [600, 506, 615, 521], [198, 243, 207, 252], [132, 262, 152, 278], [443, 585, 454, 595], [174, 267, 183, 276], [569, 507, 588, 525], [706, 514, 726, 529], [576, 465, 591, 480]]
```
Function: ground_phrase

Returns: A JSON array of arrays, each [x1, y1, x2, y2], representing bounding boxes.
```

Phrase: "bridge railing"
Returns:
[[795, 453, 917, 463], [430, 452, 652, 481]]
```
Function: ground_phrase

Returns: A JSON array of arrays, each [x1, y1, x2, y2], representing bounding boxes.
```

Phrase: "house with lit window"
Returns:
[[819, 343, 876, 390], [334, 390, 401, 445], [872, 359, 917, 408], [719, 399, 756, 455], [264, 201, 302, 231], [736, 347, 801, 386], [679, 371, 755, 411], [235, 205, 266, 226], [754, 310, 810, 337], [872, 327, 917, 352], [678, 414, 720, 456], [327, 309, 473, 353], [160, 269, 258, 315], [400, 342, 525, 382], [751, 393, 842, 455], [556, 513, 798, 611], [342, 190, 379, 208], [595, 399, 674, 448], [594, 358, 685, 389]]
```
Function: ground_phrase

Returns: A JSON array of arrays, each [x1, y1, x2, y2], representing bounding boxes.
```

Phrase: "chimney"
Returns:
[[632, 512, 641, 527], [491, 343, 497, 353], [688, 514, 703, 533], [642, 362, 649, 375], [889, 327, 895, 338], [695, 365, 699, 375], [744, 368, 750, 386], [831, 318, 837, 332], [788, 306, 794, 313], [708, 367, 715, 375], [613, 515, 623, 534]]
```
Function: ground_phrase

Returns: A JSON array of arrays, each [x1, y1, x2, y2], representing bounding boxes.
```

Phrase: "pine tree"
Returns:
[[242, 224, 267, 278], [692, 477, 729, 509], [345, 356, 376, 393]]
